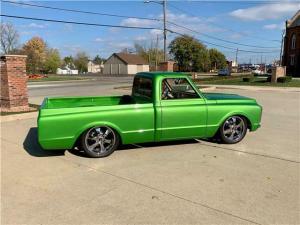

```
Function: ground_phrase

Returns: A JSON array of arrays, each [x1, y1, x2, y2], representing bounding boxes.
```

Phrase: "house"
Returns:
[[87, 60, 103, 73], [103, 53, 149, 75], [56, 65, 78, 75], [282, 10, 300, 77]]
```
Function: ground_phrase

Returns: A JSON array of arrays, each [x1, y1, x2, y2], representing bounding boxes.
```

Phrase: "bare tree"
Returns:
[[0, 22, 19, 54]]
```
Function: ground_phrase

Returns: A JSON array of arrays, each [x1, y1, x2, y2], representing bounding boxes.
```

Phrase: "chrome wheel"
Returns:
[[222, 116, 246, 142], [84, 126, 116, 155]]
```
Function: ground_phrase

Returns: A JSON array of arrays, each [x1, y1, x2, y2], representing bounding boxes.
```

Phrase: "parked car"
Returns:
[[218, 68, 231, 76], [38, 72, 262, 158], [252, 69, 264, 75]]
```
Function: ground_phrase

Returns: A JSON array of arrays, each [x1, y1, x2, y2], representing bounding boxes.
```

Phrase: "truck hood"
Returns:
[[203, 93, 256, 103]]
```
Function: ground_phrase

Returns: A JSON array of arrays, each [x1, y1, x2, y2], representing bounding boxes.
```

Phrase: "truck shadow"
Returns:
[[23, 127, 216, 158], [23, 127, 65, 157], [68, 139, 201, 157]]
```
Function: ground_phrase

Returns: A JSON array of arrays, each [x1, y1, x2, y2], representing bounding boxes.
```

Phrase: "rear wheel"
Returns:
[[81, 126, 119, 158], [220, 116, 247, 144]]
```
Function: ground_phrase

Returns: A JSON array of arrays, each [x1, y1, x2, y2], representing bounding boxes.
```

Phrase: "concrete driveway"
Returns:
[[1, 87, 299, 225]]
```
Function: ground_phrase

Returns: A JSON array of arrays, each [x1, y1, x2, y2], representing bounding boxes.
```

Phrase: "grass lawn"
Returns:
[[28, 75, 91, 82], [194, 76, 300, 87]]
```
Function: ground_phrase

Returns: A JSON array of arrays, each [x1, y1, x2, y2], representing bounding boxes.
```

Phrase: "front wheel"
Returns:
[[220, 116, 247, 144], [81, 126, 119, 158]]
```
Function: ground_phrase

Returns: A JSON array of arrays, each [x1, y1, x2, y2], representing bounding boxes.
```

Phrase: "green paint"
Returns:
[[38, 72, 262, 150]]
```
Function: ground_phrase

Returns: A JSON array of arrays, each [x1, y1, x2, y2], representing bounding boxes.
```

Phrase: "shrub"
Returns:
[[277, 76, 292, 83], [243, 77, 254, 82], [266, 76, 272, 82]]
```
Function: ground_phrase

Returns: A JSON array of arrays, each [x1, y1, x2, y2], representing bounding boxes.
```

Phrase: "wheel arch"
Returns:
[[72, 122, 124, 148], [218, 112, 253, 131]]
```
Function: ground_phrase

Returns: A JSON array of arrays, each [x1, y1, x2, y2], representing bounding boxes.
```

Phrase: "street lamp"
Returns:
[[144, 0, 167, 62]]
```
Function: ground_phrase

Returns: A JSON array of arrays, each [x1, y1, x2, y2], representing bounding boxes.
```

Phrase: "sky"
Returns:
[[1, 0, 300, 64]]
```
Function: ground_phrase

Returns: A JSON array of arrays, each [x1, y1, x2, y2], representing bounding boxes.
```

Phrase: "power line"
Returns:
[[168, 2, 281, 43], [1, 0, 160, 22], [167, 21, 279, 49], [0, 14, 161, 30], [3, 0, 281, 49], [168, 29, 279, 54]]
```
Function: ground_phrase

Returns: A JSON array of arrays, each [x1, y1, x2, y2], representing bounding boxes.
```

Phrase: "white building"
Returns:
[[103, 53, 149, 75], [56, 65, 78, 75], [87, 61, 103, 73]]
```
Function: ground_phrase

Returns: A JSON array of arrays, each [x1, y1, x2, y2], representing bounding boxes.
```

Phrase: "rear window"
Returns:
[[132, 77, 153, 100]]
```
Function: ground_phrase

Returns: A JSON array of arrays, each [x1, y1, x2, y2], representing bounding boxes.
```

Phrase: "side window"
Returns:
[[132, 77, 152, 101], [161, 78, 199, 100], [291, 34, 296, 50]]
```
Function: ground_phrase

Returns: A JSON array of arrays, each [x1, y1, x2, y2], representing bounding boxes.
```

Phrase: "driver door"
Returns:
[[159, 78, 207, 140]]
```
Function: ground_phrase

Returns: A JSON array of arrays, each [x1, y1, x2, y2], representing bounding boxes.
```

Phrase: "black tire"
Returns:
[[80, 126, 120, 158], [219, 116, 247, 144]]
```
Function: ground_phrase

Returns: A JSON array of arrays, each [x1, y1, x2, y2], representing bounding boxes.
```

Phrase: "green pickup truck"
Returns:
[[38, 72, 262, 158]]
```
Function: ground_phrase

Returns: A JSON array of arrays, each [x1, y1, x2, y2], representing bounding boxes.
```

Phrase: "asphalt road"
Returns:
[[28, 77, 134, 104], [1, 81, 300, 224]]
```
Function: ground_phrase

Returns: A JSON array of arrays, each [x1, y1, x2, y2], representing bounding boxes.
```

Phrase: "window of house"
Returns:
[[161, 78, 200, 100], [290, 55, 295, 66], [291, 34, 296, 49]]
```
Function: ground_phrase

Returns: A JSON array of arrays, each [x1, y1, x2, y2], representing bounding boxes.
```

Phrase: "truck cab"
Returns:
[[132, 72, 207, 142]]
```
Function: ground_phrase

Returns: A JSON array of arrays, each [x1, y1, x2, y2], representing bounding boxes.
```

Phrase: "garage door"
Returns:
[[137, 64, 143, 73]]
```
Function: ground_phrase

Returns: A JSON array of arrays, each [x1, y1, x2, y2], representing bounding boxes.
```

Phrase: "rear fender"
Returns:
[[73, 121, 124, 147]]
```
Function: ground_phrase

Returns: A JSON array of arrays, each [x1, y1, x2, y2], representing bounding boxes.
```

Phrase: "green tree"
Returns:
[[93, 55, 105, 64], [44, 48, 61, 74], [169, 35, 210, 72], [134, 42, 164, 70], [208, 48, 227, 70], [22, 37, 47, 73], [74, 51, 89, 73], [62, 56, 75, 69]]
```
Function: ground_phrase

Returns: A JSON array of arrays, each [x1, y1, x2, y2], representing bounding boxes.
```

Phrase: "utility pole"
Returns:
[[155, 34, 159, 70], [144, 0, 167, 61], [235, 48, 238, 72], [279, 29, 285, 66], [163, 0, 167, 62]]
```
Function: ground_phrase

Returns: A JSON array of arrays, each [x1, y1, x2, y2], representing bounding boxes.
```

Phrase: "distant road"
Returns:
[[28, 76, 133, 104]]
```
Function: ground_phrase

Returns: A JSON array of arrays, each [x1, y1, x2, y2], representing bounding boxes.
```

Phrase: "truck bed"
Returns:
[[42, 95, 143, 109]]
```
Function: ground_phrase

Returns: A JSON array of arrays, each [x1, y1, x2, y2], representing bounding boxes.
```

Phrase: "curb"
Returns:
[[28, 78, 96, 85], [209, 85, 300, 92], [1, 111, 38, 122]]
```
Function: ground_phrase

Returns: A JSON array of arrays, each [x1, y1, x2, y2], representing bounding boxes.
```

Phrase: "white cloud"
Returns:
[[28, 23, 46, 29], [94, 38, 105, 42], [150, 29, 163, 36], [263, 23, 285, 30], [134, 36, 148, 41], [229, 33, 243, 40], [230, 3, 300, 21], [120, 18, 157, 27]]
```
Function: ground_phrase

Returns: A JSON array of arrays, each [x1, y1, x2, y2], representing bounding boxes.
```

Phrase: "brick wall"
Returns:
[[159, 61, 175, 72], [0, 55, 29, 112], [282, 25, 300, 76]]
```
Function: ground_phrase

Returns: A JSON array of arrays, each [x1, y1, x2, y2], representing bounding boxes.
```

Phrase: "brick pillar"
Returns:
[[271, 66, 286, 83], [1, 55, 29, 112], [159, 61, 174, 72]]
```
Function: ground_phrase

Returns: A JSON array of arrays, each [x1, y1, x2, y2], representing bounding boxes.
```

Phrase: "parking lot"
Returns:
[[1, 81, 300, 225]]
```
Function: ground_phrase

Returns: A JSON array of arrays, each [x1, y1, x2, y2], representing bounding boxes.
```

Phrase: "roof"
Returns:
[[136, 72, 191, 79], [287, 10, 300, 28], [114, 53, 148, 65]]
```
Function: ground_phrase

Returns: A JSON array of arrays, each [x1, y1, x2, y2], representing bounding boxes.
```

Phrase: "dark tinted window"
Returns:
[[132, 77, 153, 100]]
